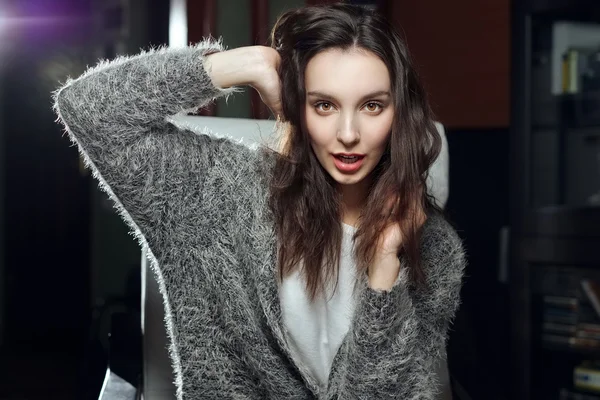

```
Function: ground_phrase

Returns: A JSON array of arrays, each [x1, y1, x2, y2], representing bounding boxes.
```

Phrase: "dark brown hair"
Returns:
[[266, 2, 441, 301]]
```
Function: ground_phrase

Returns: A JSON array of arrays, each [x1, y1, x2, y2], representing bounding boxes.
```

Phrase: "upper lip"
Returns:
[[333, 153, 366, 157]]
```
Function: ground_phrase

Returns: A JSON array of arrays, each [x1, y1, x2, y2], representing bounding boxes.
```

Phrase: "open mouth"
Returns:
[[332, 153, 366, 173], [334, 154, 364, 164]]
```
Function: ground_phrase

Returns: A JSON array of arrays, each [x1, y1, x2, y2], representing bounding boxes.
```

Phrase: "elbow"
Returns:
[[52, 78, 85, 133], [52, 82, 72, 124]]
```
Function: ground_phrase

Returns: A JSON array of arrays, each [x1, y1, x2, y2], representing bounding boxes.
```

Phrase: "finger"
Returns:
[[383, 194, 400, 218], [416, 206, 427, 226], [408, 202, 427, 228], [267, 105, 282, 120]]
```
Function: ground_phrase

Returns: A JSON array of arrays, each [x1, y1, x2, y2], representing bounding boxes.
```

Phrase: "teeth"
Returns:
[[337, 155, 360, 164]]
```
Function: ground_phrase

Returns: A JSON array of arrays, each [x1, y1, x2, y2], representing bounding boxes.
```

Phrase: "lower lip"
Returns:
[[332, 155, 365, 173]]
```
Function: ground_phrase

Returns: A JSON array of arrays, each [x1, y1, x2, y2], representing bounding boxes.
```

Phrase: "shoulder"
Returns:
[[196, 134, 274, 221], [421, 212, 463, 259], [419, 212, 466, 282], [191, 126, 271, 181], [211, 133, 276, 178]]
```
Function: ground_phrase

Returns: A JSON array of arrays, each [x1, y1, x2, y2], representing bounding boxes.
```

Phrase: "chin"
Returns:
[[328, 169, 369, 186]]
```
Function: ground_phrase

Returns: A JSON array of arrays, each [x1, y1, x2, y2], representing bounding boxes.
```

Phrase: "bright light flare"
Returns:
[[169, 0, 188, 48]]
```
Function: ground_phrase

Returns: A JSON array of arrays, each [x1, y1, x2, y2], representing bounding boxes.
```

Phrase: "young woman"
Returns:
[[53, 3, 465, 399]]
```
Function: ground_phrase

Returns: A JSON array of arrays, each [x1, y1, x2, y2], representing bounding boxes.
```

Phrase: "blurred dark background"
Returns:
[[0, 0, 599, 399]]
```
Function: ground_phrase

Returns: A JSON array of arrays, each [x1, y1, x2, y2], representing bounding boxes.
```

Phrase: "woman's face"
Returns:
[[304, 47, 394, 189]]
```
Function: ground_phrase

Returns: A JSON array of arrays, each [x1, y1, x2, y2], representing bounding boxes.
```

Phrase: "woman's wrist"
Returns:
[[247, 46, 280, 92], [203, 46, 270, 90], [368, 254, 401, 291]]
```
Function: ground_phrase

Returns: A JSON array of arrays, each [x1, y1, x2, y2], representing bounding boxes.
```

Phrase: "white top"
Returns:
[[279, 223, 453, 398]]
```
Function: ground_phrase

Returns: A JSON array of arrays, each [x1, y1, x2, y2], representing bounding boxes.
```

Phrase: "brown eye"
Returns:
[[365, 102, 382, 112], [316, 102, 333, 112]]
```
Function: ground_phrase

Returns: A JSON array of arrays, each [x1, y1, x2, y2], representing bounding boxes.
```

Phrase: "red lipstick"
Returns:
[[332, 153, 365, 173]]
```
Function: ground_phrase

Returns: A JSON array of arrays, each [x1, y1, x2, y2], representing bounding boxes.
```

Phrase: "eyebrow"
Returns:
[[306, 90, 391, 102]]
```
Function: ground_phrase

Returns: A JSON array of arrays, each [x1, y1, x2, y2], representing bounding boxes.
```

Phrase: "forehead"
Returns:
[[305, 48, 391, 94]]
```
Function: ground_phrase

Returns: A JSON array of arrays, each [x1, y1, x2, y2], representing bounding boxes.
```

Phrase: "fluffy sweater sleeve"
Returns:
[[326, 215, 466, 400], [51, 38, 249, 261]]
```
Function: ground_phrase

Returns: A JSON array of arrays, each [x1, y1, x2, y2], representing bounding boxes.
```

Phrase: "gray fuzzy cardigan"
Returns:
[[53, 38, 466, 399]]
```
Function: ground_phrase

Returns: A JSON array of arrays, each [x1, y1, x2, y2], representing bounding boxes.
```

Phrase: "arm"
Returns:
[[436, 352, 454, 400], [327, 216, 465, 399], [52, 39, 268, 257]]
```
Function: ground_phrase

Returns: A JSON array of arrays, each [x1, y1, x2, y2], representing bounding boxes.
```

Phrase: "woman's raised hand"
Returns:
[[250, 46, 282, 118], [369, 196, 427, 291], [204, 45, 282, 118]]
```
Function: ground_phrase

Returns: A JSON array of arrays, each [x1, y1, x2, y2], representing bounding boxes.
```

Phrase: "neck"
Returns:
[[338, 177, 372, 227]]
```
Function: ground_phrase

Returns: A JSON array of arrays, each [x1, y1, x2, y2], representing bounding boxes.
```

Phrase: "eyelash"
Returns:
[[314, 101, 384, 113]]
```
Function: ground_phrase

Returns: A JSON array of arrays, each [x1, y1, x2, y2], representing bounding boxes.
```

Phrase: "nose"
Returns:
[[336, 113, 360, 147]]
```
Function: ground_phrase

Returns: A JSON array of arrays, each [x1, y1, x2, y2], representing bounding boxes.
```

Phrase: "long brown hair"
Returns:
[[265, 2, 441, 301]]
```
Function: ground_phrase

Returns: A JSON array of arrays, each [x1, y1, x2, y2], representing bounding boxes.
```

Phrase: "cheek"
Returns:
[[366, 114, 393, 150], [305, 112, 333, 149]]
